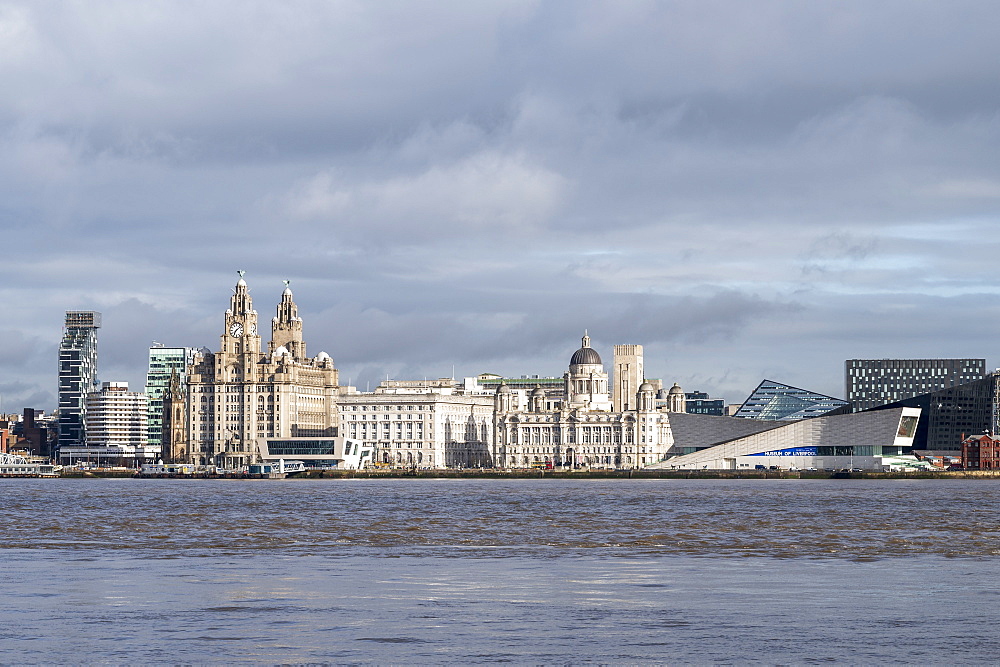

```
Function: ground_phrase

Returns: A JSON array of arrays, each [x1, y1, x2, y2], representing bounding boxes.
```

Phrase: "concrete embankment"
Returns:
[[54, 468, 1000, 480]]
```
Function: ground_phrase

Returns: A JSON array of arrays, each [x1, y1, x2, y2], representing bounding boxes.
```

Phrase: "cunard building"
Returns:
[[182, 273, 339, 468]]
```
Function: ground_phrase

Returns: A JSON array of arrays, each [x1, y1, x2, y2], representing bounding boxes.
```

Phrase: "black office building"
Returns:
[[866, 372, 1000, 451], [846, 358, 986, 413]]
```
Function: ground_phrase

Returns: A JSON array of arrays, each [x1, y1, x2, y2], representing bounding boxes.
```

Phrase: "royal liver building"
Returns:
[[183, 273, 339, 468]]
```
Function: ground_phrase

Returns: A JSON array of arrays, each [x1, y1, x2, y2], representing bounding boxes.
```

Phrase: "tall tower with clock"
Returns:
[[183, 272, 340, 468], [222, 271, 261, 357]]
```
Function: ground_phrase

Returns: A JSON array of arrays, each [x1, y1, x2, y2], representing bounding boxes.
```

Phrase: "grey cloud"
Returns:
[[1, 2, 999, 414]]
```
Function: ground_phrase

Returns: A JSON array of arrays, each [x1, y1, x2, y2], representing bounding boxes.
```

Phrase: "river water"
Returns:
[[3, 478, 1000, 664]]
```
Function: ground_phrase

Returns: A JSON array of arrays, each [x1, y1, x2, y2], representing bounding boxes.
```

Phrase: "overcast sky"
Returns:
[[3, 0, 1000, 412]]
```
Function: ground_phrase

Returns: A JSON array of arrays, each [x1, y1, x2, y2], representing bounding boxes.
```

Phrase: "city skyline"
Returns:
[[3, 2, 1000, 410]]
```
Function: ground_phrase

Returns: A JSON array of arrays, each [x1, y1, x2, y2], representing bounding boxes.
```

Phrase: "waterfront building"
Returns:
[[653, 407, 922, 471], [259, 436, 373, 469], [57, 311, 101, 449], [564, 332, 613, 411], [866, 372, 1000, 451], [58, 382, 153, 466], [492, 334, 675, 469], [337, 387, 494, 468], [145, 345, 195, 456], [733, 379, 850, 421], [962, 433, 1000, 469], [183, 274, 339, 468], [846, 358, 986, 412]]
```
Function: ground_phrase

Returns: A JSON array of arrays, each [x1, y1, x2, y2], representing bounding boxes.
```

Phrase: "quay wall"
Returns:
[[51, 469, 1000, 480]]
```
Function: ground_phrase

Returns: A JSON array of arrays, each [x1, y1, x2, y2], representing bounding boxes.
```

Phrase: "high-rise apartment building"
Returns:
[[84, 382, 149, 448], [145, 345, 195, 455], [57, 311, 101, 448], [846, 359, 986, 412], [58, 382, 151, 466]]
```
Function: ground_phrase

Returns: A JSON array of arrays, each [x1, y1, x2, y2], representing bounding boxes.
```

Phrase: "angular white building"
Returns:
[[650, 407, 922, 471]]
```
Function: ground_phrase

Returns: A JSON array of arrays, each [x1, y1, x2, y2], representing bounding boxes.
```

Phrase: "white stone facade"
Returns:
[[493, 336, 674, 469], [337, 389, 494, 468]]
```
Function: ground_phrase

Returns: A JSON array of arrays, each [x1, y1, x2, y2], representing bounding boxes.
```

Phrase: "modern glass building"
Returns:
[[58, 311, 101, 448], [734, 379, 850, 421], [145, 345, 195, 453], [846, 358, 986, 412]]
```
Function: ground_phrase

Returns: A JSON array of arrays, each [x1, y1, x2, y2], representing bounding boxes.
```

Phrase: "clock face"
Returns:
[[248, 323, 257, 335], [229, 322, 244, 337]]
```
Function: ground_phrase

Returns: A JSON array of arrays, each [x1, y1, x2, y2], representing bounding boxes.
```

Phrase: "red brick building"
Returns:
[[962, 433, 1000, 469]]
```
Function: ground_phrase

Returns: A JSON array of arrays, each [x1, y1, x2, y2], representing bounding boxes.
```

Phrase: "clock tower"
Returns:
[[221, 270, 261, 357], [185, 272, 340, 469]]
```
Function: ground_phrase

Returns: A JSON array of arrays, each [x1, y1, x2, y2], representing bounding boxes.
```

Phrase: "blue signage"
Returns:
[[747, 447, 818, 457]]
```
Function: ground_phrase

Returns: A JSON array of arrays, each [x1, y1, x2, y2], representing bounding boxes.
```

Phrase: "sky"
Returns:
[[3, 0, 1000, 412]]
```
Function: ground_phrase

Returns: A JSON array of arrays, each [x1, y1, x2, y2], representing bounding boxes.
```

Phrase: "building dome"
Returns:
[[316, 351, 330, 361], [668, 382, 684, 395], [496, 382, 511, 395], [570, 332, 601, 365], [273, 345, 291, 357], [570, 346, 602, 365], [639, 381, 655, 392], [531, 385, 545, 397]]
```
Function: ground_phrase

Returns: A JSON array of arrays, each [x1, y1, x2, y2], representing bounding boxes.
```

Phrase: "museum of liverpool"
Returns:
[[649, 406, 924, 471]]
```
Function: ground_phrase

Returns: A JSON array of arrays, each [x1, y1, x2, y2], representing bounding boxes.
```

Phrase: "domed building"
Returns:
[[665, 382, 686, 413], [565, 332, 612, 411], [493, 332, 675, 470]]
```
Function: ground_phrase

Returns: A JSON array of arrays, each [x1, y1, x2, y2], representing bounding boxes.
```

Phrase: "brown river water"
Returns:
[[2, 478, 999, 663]]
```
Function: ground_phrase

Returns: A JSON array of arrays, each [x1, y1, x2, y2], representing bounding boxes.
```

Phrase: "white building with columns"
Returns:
[[492, 334, 675, 469], [336, 387, 494, 468]]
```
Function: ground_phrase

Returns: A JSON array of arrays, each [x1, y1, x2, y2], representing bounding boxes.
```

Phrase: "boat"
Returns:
[[0, 453, 61, 477]]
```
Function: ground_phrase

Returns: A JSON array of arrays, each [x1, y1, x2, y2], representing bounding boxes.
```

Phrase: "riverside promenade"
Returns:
[[54, 468, 1000, 480]]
